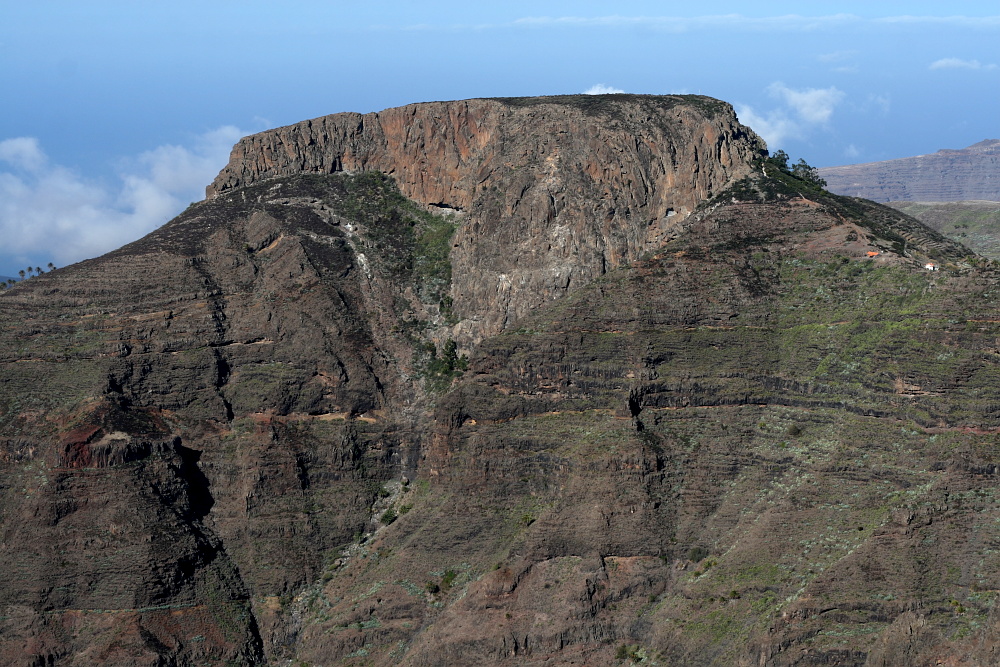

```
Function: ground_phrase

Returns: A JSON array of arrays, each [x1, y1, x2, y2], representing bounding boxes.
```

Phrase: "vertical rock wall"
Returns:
[[208, 95, 766, 343]]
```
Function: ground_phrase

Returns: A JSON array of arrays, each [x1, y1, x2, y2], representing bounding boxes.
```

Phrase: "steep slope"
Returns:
[[819, 139, 1000, 202], [0, 173, 436, 665], [2, 95, 999, 667], [291, 175, 1000, 667]]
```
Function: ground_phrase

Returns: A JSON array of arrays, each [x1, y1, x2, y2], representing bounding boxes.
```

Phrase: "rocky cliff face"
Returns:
[[3, 95, 1000, 667], [0, 174, 428, 665], [819, 139, 1000, 202], [209, 95, 764, 344]]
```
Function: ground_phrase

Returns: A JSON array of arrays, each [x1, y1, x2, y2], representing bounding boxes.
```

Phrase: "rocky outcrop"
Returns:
[[288, 177, 994, 667], [209, 95, 765, 344], [819, 139, 1000, 202], [1, 94, 998, 666]]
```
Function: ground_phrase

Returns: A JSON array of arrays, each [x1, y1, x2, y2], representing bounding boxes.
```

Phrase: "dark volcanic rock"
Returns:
[[819, 139, 1000, 202], [2, 95, 1000, 667], [0, 173, 439, 664]]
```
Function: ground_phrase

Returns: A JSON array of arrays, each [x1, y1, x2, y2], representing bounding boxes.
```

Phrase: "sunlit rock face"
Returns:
[[209, 95, 765, 345]]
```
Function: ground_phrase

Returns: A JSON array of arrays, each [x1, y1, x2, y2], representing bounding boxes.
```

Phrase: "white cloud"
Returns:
[[388, 14, 864, 33], [735, 105, 798, 151], [767, 82, 844, 124], [0, 126, 248, 270], [818, 50, 860, 73], [513, 14, 861, 32], [844, 144, 861, 159], [866, 93, 891, 115], [817, 50, 857, 63], [929, 57, 998, 70], [877, 16, 1000, 27], [0, 137, 47, 172], [735, 82, 844, 150], [583, 84, 625, 94]]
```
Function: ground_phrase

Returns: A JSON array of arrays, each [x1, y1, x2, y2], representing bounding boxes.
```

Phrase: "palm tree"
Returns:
[[35, 266, 42, 275], [18, 270, 25, 280], [47, 262, 55, 271]]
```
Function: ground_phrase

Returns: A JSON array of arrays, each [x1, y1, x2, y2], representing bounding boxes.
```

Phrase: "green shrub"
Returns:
[[688, 546, 709, 562], [417, 338, 469, 391], [615, 644, 644, 662]]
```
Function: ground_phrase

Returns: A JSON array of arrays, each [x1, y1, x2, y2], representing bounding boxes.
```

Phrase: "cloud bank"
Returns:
[[514, 13, 860, 32], [583, 84, 625, 94], [929, 57, 998, 70], [736, 82, 844, 150], [0, 127, 246, 272]]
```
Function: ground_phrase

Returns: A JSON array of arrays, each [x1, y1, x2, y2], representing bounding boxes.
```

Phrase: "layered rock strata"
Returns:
[[819, 139, 1000, 202], [3, 95, 999, 667]]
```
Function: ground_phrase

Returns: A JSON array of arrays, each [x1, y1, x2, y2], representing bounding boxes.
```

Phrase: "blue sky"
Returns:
[[1, 1, 998, 277]]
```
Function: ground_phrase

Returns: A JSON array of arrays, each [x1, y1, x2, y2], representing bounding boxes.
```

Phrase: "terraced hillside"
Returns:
[[888, 200, 1000, 260]]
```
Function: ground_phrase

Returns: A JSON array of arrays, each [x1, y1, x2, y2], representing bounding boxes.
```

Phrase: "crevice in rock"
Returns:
[[176, 442, 214, 520]]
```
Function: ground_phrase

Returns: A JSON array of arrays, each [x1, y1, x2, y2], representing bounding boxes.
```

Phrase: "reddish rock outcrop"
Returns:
[[209, 95, 765, 343]]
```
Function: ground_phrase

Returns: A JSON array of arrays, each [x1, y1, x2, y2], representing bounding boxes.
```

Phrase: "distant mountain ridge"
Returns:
[[818, 139, 1000, 202]]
